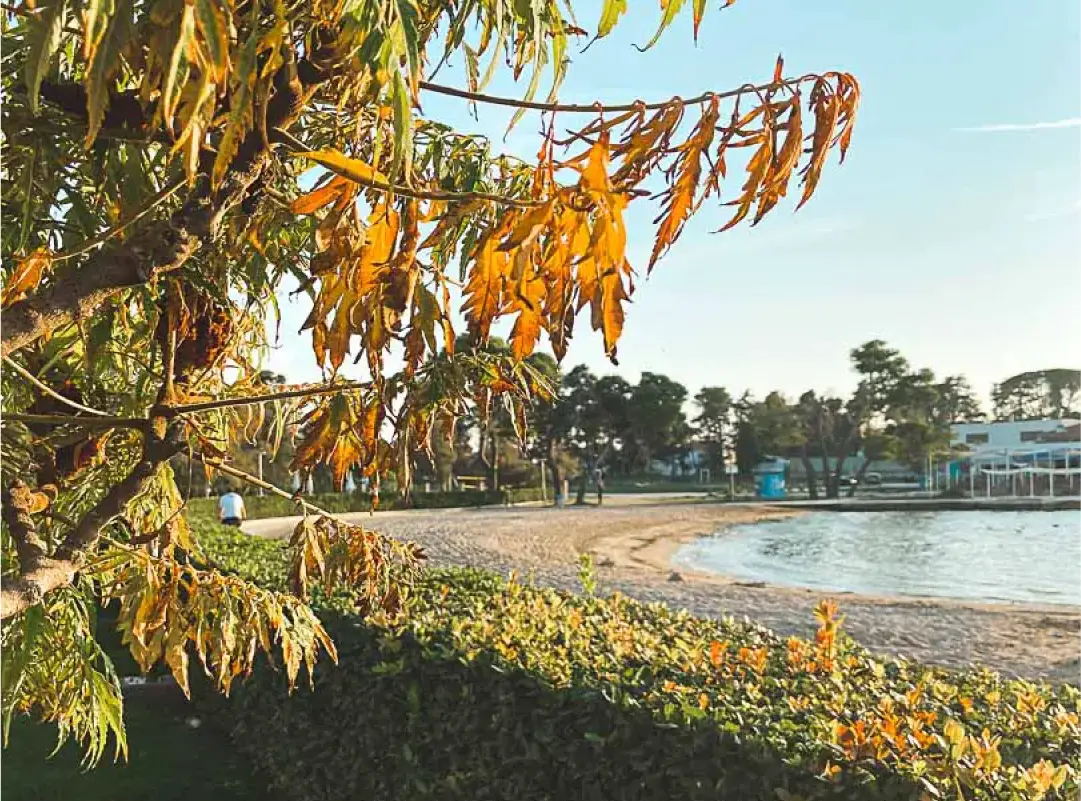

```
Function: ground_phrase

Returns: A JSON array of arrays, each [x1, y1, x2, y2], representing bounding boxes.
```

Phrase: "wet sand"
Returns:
[[244, 500, 1081, 684]]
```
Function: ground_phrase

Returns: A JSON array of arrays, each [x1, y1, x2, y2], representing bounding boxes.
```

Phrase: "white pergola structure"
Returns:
[[962, 444, 1081, 498]]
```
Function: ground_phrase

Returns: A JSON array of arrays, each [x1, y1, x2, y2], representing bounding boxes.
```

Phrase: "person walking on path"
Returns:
[[218, 489, 246, 527]]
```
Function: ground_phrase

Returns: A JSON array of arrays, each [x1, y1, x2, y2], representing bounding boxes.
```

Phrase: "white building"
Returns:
[[950, 419, 1081, 497], [951, 418, 1081, 457]]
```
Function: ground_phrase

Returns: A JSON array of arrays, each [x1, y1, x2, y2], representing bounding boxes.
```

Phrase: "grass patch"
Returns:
[[2, 702, 275, 801], [184, 487, 545, 523]]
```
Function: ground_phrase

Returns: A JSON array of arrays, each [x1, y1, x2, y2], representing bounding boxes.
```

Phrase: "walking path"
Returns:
[[243, 501, 1080, 684]]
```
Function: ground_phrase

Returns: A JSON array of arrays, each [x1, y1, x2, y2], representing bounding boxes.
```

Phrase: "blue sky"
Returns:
[[265, 0, 1081, 407]]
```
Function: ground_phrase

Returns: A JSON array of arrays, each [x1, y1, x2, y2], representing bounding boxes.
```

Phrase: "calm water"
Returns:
[[673, 511, 1081, 605]]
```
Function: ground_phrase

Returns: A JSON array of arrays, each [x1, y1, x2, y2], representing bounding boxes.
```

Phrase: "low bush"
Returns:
[[185, 487, 546, 522], [192, 523, 1080, 801]]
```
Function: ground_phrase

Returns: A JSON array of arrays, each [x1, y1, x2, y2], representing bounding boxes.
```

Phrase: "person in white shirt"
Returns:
[[218, 491, 246, 527]]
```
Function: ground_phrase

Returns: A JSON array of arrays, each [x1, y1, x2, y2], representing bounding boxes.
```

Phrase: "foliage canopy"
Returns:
[[1, 0, 858, 760]]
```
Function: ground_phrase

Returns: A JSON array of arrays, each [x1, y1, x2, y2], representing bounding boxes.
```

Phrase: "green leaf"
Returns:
[[391, 70, 413, 179], [596, 0, 626, 39], [83, 0, 133, 147], [161, 1, 196, 126], [195, 0, 231, 81], [640, 0, 689, 52], [24, 0, 69, 114], [692, 0, 708, 40], [393, 0, 421, 84], [212, 21, 259, 187], [464, 44, 479, 95]]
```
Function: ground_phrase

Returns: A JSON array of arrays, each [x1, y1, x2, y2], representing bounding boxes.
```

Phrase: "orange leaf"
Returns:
[[650, 96, 720, 269], [577, 131, 612, 194], [462, 218, 514, 343], [509, 269, 547, 360], [2, 248, 53, 307], [709, 640, 723, 667], [290, 176, 350, 214], [592, 261, 630, 364], [797, 89, 842, 210], [498, 199, 555, 252]]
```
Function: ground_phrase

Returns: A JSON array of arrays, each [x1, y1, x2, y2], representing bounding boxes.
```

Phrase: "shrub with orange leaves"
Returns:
[[196, 524, 1080, 801]]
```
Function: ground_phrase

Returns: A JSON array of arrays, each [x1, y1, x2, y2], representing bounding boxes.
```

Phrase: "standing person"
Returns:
[[594, 467, 605, 506], [218, 489, 246, 527]]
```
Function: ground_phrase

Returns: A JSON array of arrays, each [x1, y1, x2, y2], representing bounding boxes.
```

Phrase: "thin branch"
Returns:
[[191, 454, 337, 519], [274, 128, 545, 208], [53, 179, 187, 263], [163, 380, 372, 416], [2, 412, 149, 430], [417, 75, 811, 114], [2, 356, 109, 416]]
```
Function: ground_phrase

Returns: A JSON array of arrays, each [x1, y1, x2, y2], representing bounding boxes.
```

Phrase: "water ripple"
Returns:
[[673, 511, 1081, 605]]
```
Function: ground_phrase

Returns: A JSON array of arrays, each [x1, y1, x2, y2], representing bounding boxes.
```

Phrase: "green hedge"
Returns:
[[185, 487, 546, 522], [192, 523, 1080, 801]]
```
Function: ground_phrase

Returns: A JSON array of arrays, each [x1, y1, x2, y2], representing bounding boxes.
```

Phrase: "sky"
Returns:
[[263, 0, 1081, 408]]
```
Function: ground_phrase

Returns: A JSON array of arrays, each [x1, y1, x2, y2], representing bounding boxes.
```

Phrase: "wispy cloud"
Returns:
[[1024, 198, 1081, 223], [954, 118, 1081, 133]]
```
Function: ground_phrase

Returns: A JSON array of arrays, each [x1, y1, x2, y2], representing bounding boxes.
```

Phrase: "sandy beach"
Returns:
[[244, 499, 1081, 684]]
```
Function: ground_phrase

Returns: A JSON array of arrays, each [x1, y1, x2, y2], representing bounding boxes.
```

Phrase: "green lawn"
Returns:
[[2, 702, 274, 801]]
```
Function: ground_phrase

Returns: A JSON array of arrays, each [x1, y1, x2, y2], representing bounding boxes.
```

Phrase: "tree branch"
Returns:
[[192, 454, 337, 518], [0, 210, 204, 358], [2, 413, 149, 431], [0, 425, 185, 620], [417, 75, 809, 114], [2, 356, 110, 417], [274, 129, 546, 208], [2, 481, 50, 567], [162, 380, 372, 416], [53, 179, 188, 264]]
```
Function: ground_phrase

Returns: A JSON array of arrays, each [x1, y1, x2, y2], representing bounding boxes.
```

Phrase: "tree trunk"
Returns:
[[478, 426, 500, 491], [801, 453, 819, 500], [828, 426, 860, 499], [847, 457, 873, 498], [545, 439, 563, 506]]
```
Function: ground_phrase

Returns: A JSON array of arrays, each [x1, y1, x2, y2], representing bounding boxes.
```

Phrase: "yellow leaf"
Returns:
[[164, 624, 191, 699], [943, 718, 964, 746], [297, 150, 390, 188]]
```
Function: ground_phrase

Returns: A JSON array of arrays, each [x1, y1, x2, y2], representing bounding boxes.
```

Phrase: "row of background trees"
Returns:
[[185, 342, 1079, 502]]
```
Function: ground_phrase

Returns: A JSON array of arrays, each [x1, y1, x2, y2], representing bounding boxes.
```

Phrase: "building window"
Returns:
[[1019, 431, 1045, 442], [965, 433, 989, 444]]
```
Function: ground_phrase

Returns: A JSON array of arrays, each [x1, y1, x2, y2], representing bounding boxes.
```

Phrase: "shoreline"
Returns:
[[244, 501, 1081, 683], [584, 503, 1077, 616]]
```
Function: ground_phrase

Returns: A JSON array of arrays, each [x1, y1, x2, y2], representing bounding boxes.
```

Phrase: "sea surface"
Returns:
[[672, 510, 1081, 605]]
